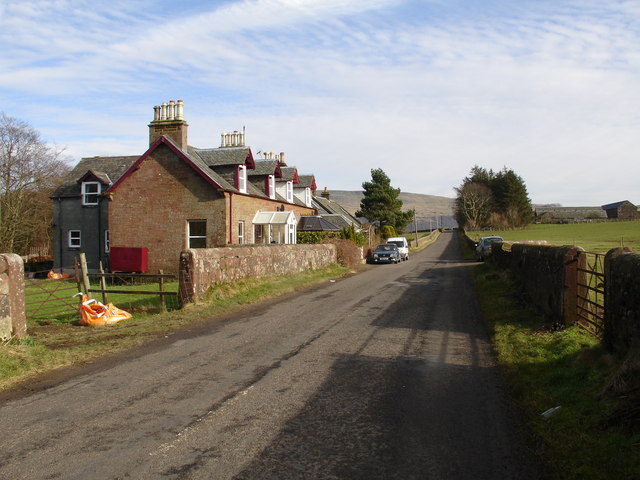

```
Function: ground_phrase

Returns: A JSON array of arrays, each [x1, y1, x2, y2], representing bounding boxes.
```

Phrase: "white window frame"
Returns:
[[188, 220, 207, 248], [267, 175, 276, 199], [81, 181, 101, 205], [238, 220, 245, 244], [286, 181, 293, 203], [237, 165, 247, 193], [305, 187, 312, 207], [68, 230, 81, 248], [104, 230, 110, 253]]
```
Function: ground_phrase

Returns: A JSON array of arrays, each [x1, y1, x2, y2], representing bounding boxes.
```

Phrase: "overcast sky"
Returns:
[[1, 0, 638, 206]]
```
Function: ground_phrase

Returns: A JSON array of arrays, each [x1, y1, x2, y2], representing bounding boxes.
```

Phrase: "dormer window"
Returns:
[[286, 181, 293, 203], [267, 175, 276, 199], [305, 187, 312, 207], [81, 182, 101, 205], [237, 165, 247, 193]]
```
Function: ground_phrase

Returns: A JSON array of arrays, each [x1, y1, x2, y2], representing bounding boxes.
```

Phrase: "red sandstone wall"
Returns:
[[108, 144, 227, 272], [179, 244, 337, 303], [108, 143, 316, 273]]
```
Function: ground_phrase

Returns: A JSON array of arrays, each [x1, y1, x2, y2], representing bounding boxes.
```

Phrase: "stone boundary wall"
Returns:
[[414, 229, 440, 247], [604, 248, 640, 356], [488, 239, 640, 357], [179, 244, 337, 303], [0, 254, 26, 339], [492, 242, 583, 325]]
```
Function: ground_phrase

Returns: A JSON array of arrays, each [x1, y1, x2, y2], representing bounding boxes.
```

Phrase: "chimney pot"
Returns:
[[176, 100, 184, 120], [149, 100, 188, 148]]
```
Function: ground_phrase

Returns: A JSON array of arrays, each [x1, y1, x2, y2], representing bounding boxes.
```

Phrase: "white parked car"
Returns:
[[386, 237, 409, 261]]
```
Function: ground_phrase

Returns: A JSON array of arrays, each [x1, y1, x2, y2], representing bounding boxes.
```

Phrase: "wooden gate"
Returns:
[[25, 265, 81, 322], [575, 251, 605, 337]]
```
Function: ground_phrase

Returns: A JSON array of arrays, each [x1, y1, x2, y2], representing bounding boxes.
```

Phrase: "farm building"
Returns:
[[601, 200, 639, 220], [534, 206, 606, 223]]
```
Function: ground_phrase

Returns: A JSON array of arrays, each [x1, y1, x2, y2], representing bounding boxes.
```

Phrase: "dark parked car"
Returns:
[[372, 244, 401, 264], [475, 236, 504, 261]]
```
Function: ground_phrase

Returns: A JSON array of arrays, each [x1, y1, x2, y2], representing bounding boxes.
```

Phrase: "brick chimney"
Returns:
[[148, 100, 188, 148], [321, 187, 330, 200]]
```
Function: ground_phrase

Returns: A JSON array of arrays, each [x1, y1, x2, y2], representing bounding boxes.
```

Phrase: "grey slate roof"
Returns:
[[296, 174, 315, 189], [602, 200, 635, 210], [51, 156, 139, 198], [298, 216, 342, 231], [55, 134, 314, 208], [249, 160, 279, 176], [313, 195, 362, 229], [279, 167, 297, 182], [188, 146, 250, 167], [313, 195, 343, 215]]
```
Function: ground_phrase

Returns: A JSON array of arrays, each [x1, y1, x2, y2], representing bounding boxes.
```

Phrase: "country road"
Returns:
[[0, 232, 544, 479]]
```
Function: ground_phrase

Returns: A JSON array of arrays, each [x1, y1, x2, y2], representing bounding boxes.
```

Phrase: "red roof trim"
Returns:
[[245, 149, 255, 169], [106, 136, 224, 193], [292, 168, 299, 184]]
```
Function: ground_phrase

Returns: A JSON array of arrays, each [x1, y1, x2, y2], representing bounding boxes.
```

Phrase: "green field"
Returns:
[[467, 221, 640, 253]]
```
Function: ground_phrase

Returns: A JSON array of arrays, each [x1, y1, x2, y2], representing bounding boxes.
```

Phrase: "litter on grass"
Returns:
[[541, 406, 562, 419], [77, 294, 132, 326]]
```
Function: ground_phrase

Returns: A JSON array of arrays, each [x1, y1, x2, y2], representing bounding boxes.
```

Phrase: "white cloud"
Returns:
[[0, 0, 639, 206]]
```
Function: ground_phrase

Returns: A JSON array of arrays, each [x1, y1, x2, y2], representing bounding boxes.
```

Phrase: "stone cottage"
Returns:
[[52, 100, 317, 273]]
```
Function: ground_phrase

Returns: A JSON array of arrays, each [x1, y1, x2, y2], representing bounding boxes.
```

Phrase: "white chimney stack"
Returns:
[[176, 100, 184, 120]]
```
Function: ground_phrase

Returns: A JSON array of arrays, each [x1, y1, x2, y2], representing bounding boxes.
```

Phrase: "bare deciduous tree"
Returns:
[[0, 113, 70, 255], [454, 182, 493, 230]]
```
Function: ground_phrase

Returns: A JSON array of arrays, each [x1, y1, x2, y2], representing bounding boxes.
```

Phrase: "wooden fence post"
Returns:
[[99, 261, 108, 304], [159, 270, 166, 311], [74, 257, 82, 294], [79, 253, 91, 299]]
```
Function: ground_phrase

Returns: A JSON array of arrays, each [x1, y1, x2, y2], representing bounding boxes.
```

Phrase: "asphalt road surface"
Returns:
[[0, 232, 544, 479]]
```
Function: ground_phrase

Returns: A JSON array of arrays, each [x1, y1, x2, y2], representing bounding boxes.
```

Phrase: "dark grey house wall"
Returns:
[[52, 197, 109, 272]]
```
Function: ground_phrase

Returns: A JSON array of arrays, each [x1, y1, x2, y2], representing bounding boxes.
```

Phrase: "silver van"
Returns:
[[386, 237, 409, 261]]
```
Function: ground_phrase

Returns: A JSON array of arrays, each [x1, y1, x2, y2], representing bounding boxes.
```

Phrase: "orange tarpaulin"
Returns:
[[48, 270, 72, 280], [78, 295, 132, 326]]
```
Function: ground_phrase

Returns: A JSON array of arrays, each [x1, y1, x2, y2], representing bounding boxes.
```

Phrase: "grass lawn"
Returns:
[[467, 221, 640, 253]]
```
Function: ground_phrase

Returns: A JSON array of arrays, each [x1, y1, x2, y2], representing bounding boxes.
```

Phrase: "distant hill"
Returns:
[[325, 190, 455, 219]]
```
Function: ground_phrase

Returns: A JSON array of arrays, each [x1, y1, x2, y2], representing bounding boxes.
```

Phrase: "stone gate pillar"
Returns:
[[0, 254, 26, 339]]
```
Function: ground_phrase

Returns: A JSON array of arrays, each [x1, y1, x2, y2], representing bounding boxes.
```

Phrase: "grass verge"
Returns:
[[472, 262, 640, 479], [2, 264, 350, 392]]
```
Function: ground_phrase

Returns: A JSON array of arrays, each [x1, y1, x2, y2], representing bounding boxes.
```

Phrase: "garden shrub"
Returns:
[[320, 238, 362, 269], [380, 225, 396, 240]]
